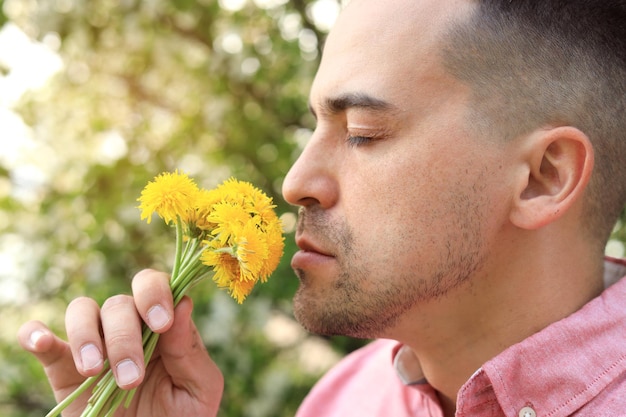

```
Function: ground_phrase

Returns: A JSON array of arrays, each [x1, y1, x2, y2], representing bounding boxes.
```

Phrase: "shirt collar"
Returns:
[[392, 257, 626, 412], [472, 257, 626, 415]]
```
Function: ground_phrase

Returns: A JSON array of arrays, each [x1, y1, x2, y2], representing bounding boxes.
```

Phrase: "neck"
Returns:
[[384, 228, 605, 415]]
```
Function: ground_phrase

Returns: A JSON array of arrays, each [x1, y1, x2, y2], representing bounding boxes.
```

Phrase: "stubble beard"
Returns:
[[291, 205, 487, 340]]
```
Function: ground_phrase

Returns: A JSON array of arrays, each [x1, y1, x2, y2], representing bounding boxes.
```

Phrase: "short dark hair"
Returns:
[[442, 0, 626, 245]]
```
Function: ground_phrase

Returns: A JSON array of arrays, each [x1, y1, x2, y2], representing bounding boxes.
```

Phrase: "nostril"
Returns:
[[296, 196, 322, 207], [283, 172, 337, 209]]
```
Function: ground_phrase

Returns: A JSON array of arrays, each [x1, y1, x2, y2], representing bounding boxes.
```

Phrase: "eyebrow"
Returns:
[[309, 92, 399, 119]]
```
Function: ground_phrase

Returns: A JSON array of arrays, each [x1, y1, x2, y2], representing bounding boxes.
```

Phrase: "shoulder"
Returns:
[[295, 339, 430, 417]]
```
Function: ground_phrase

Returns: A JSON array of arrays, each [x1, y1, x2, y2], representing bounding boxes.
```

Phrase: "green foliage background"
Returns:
[[0, 1, 366, 416], [0, 1, 624, 416]]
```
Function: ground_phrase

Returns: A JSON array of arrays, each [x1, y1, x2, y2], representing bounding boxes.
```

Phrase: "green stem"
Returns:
[[170, 219, 184, 279], [44, 371, 103, 417], [173, 261, 207, 302], [180, 236, 199, 266], [83, 375, 119, 416], [103, 393, 125, 417], [170, 243, 205, 291], [83, 368, 118, 417]]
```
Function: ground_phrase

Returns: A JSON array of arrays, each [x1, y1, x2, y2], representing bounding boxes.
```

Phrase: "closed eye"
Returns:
[[347, 135, 375, 147]]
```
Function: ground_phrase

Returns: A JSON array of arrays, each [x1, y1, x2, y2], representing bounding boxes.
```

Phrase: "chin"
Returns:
[[292, 295, 392, 339]]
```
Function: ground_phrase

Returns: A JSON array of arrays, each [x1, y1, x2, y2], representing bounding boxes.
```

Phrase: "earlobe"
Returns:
[[510, 127, 594, 230]]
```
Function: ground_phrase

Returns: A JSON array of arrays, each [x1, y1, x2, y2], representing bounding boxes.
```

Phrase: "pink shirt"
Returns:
[[295, 257, 626, 417]]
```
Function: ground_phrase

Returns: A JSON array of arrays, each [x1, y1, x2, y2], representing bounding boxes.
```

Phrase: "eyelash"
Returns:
[[346, 135, 375, 147]]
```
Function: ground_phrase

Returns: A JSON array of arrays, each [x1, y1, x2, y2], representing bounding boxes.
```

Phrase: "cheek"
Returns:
[[341, 150, 496, 268], [342, 164, 437, 261], [342, 149, 437, 226]]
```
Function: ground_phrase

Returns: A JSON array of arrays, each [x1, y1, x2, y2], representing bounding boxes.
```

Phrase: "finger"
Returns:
[[17, 321, 85, 400], [131, 269, 174, 333], [65, 297, 105, 376], [100, 295, 145, 389], [159, 296, 224, 411]]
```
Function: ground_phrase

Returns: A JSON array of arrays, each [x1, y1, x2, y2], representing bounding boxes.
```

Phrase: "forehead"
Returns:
[[310, 0, 475, 109]]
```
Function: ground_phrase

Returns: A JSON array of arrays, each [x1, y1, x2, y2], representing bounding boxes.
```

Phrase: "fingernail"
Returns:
[[29, 330, 45, 349], [147, 304, 170, 331], [80, 344, 103, 371], [116, 359, 140, 386]]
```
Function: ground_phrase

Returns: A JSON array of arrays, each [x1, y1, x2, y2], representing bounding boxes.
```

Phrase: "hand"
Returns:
[[17, 269, 224, 417]]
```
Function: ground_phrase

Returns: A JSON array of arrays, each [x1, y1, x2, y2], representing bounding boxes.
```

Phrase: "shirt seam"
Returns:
[[545, 352, 626, 417], [493, 352, 626, 417]]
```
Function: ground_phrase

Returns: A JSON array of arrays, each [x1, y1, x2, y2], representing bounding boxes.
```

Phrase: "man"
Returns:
[[18, 0, 626, 416]]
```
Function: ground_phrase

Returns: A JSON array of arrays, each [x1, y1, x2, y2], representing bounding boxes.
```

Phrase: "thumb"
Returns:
[[158, 296, 224, 407]]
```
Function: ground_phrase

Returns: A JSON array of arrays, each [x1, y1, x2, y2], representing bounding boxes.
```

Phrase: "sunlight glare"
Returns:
[[0, 23, 63, 107], [219, 0, 247, 12], [308, 0, 341, 32]]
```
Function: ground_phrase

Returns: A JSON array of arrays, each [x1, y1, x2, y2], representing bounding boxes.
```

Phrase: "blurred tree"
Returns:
[[0, 1, 360, 416]]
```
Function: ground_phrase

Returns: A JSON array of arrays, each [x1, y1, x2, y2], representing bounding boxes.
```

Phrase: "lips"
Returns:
[[295, 236, 333, 257], [291, 236, 335, 270]]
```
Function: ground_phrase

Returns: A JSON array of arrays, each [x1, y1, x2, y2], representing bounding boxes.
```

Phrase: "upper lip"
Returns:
[[295, 236, 334, 257]]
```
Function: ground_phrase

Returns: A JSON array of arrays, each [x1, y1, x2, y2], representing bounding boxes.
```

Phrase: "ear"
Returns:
[[510, 126, 594, 230]]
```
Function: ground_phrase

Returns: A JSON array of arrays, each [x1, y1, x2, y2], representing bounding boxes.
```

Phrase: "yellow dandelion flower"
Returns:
[[229, 279, 257, 305], [201, 221, 270, 303], [207, 202, 252, 245], [259, 219, 284, 281], [246, 188, 276, 221], [137, 171, 200, 225], [205, 178, 242, 206], [235, 221, 269, 280], [202, 248, 238, 286], [184, 189, 221, 237], [219, 178, 254, 201], [212, 178, 273, 210], [242, 185, 278, 223], [201, 247, 253, 303], [203, 249, 253, 304]]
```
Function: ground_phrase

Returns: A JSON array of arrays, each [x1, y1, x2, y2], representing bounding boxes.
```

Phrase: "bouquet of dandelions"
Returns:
[[46, 171, 284, 417]]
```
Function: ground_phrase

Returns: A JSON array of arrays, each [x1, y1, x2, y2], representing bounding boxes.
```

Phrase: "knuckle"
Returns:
[[106, 332, 138, 349], [100, 296, 141, 343], [101, 294, 133, 312]]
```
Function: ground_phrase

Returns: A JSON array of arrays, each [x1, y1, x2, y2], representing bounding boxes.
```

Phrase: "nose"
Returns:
[[282, 133, 339, 209]]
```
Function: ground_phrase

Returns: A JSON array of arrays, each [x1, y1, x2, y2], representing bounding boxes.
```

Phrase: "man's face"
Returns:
[[282, 0, 511, 339]]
